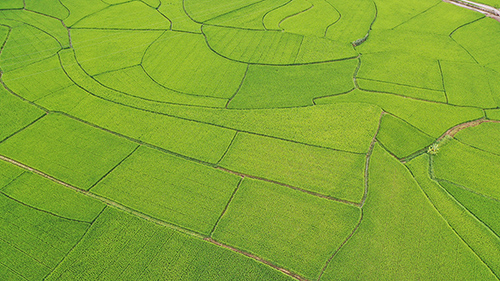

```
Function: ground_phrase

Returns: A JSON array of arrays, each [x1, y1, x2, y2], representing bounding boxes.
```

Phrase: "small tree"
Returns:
[[427, 143, 440, 155]]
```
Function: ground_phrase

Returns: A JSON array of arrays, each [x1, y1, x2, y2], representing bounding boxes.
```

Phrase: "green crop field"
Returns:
[[0, 0, 499, 280]]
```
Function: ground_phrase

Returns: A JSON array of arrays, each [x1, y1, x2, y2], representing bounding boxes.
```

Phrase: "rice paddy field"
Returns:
[[0, 0, 499, 280]]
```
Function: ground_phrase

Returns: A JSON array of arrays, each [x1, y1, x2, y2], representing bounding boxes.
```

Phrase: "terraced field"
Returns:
[[0, 0, 499, 280]]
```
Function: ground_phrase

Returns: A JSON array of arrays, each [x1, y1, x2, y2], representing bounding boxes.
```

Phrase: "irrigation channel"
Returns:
[[445, 0, 500, 22]]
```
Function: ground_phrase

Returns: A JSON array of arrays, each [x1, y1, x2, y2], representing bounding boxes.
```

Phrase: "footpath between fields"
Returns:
[[444, 0, 500, 22]]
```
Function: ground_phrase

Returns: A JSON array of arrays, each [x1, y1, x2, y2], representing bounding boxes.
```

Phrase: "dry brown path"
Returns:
[[444, 0, 500, 22]]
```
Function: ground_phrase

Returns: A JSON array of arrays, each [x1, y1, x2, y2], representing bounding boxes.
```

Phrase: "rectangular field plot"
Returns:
[[356, 78, 447, 102], [0, 194, 90, 281], [91, 146, 241, 235], [2, 172, 105, 222], [0, 87, 45, 142], [220, 133, 366, 203], [356, 53, 443, 91], [228, 60, 356, 108], [357, 30, 475, 63], [163, 102, 382, 153], [46, 207, 293, 281], [0, 113, 138, 190], [441, 61, 499, 108], [212, 178, 361, 280]]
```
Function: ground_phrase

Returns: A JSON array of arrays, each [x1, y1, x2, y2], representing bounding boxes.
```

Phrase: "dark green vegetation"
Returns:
[[0, 0, 499, 280]]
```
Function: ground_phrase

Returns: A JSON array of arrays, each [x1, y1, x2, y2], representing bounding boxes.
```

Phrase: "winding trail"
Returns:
[[400, 118, 500, 163], [437, 118, 500, 141], [444, 0, 500, 22]]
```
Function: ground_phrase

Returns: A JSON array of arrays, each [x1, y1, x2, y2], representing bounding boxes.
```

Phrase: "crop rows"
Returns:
[[1, 0, 500, 280]]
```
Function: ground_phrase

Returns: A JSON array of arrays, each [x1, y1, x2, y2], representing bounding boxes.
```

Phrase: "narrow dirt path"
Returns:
[[0, 154, 204, 238], [399, 118, 500, 163], [360, 111, 385, 208], [205, 238, 307, 281], [0, 154, 308, 281], [217, 167, 361, 207], [437, 118, 500, 141], [444, 0, 500, 22]]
